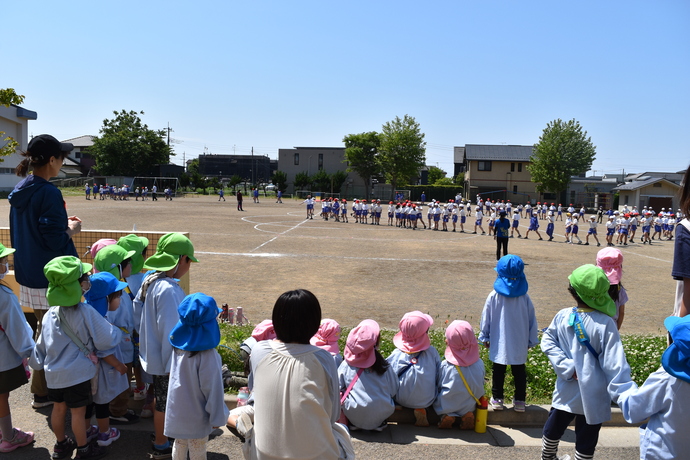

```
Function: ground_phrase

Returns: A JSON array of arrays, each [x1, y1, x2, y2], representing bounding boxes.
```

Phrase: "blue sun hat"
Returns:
[[84, 272, 129, 317], [494, 254, 528, 297], [169, 293, 221, 351], [661, 315, 690, 384]]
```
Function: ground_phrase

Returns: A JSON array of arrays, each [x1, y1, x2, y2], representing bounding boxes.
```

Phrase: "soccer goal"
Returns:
[[295, 190, 312, 199], [131, 177, 180, 196], [394, 190, 411, 201]]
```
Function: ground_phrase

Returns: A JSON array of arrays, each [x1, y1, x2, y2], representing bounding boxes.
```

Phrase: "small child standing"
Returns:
[[387, 311, 441, 427], [0, 243, 36, 453], [338, 320, 398, 431], [596, 248, 628, 330], [617, 315, 690, 459], [310, 319, 343, 368], [433, 320, 485, 430], [165, 293, 229, 460], [479, 255, 538, 412], [30, 256, 123, 460], [84, 272, 130, 447], [540, 264, 635, 460]]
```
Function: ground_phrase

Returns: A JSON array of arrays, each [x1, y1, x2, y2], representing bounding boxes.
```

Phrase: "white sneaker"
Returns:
[[490, 398, 504, 411]]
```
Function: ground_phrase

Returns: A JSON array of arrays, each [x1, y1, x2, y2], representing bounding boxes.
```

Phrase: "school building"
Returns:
[[0, 103, 36, 191], [613, 176, 682, 212]]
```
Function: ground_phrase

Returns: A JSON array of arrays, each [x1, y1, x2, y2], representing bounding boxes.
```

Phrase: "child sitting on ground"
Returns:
[[617, 315, 690, 459], [434, 320, 485, 430], [30, 256, 123, 460], [387, 311, 441, 427], [479, 254, 538, 412], [0, 243, 36, 453], [84, 272, 130, 447], [540, 264, 636, 460], [166, 293, 229, 460], [338, 320, 398, 431], [311, 319, 343, 368]]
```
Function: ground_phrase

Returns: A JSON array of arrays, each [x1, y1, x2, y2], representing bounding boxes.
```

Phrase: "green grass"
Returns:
[[218, 324, 667, 404]]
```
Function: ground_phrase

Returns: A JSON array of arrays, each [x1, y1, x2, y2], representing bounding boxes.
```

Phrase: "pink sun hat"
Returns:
[[393, 311, 434, 353], [89, 238, 117, 260], [344, 319, 380, 368], [444, 320, 480, 367], [251, 319, 276, 342], [596, 247, 624, 284], [310, 318, 341, 355]]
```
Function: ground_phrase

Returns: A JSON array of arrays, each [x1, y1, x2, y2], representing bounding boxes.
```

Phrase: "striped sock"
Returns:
[[541, 436, 560, 460], [575, 451, 594, 460]]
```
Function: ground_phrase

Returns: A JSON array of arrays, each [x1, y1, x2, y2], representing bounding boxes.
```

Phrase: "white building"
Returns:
[[0, 104, 37, 191]]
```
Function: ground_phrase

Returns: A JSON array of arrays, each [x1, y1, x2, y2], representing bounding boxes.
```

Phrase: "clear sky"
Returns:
[[5, 0, 689, 176]]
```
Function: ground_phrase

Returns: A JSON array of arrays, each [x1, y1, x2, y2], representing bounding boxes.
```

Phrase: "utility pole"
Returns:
[[167, 123, 173, 147], [251, 147, 254, 186]]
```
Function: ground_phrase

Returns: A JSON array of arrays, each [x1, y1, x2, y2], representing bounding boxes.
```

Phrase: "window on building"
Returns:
[[477, 161, 492, 171], [653, 182, 662, 187], [294, 153, 299, 165], [513, 185, 518, 193], [75, 151, 81, 159], [518, 163, 523, 172], [0, 168, 14, 174], [511, 162, 515, 172], [318, 153, 323, 170]]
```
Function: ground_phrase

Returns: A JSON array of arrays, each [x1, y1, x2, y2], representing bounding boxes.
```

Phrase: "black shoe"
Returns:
[[150, 444, 173, 459], [52, 437, 76, 459], [584, 242, 589, 245], [110, 410, 140, 425], [32, 394, 54, 409], [75, 442, 107, 460]]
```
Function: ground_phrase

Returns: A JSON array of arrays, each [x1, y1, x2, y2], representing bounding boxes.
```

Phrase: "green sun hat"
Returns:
[[44, 256, 92, 307], [117, 234, 149, 274], [94, 245, 136, 278], [0, 243, 16, 259], [143, 233, 198, 272], [568, 264, 615, 316]]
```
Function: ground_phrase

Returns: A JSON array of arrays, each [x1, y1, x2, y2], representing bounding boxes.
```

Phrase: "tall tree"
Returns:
[[427, 166, 446, 184], [343, 131, 381, 200], [310, 169, 331, 192], [0, 88, 25, 159], [294, 171, 311, 191], [529, 118, 596, 196], [271, 170, 288, 192], [330, 170, 348, 194], [379, 115, 426, 199], [90, 110, 171, 176]]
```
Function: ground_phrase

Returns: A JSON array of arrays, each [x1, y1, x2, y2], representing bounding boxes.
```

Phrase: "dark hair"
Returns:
[[272, 289, 321, 344], [568, 284, 587, 307], [680, 165, 690, 216], [15, 147, 67, 177], [608, 283, 622, 303], [370, 345, 389, 376], [107, 290, 123, 303]]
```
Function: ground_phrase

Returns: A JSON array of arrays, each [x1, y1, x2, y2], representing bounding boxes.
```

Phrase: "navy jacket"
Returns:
[[8, 175, 77, 288]]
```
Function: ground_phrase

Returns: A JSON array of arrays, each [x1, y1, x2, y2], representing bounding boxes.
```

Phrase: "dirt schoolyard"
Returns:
[[0, 194, 676, 335]]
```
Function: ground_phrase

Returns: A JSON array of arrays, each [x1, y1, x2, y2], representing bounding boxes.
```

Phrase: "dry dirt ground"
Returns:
[[0, 195, 675, 335]]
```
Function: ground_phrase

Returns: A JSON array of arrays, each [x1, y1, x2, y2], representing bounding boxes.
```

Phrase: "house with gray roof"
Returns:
[[612, 176, 681, 212]]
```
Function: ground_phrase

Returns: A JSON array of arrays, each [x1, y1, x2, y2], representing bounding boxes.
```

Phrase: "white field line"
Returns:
[[248, 217, 311, 252]]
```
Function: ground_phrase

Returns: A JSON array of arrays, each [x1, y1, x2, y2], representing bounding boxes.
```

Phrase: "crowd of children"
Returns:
[[84, 184, 175, 202]]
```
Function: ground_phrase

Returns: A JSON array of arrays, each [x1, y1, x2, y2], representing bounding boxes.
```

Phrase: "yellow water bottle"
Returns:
[[475, 396, 488, 433]]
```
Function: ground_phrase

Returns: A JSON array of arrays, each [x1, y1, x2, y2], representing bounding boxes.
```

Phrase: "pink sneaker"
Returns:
[[133, 385, 147, 401], [0, 428, 35, 453]]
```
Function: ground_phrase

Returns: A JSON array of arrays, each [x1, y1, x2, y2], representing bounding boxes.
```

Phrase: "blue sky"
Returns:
[[5, 1, 689, 176]]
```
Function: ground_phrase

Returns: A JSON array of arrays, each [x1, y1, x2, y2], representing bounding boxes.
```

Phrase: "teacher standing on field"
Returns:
[[8, 134, 82, 410]]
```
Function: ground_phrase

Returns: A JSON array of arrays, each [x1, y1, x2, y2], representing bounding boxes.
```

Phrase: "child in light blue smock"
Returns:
[[617, 315, 690, 460], [30, 256, 122, 460], [479, 254, 538, 412], [165, 293, 229, 460], [0, 243, 35, 453], [540, 264, 636, 460], [84, 272, 130, 447], [434, 320, 485, 430], [387, 310, 441, 427], [311, 318, 343, 369], [338, 320, 398, 431]]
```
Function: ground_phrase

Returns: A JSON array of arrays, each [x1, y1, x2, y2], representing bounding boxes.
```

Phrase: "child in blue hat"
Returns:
[[616, 315, 690, 459], [84, 272, 130, 448], [165, 293, 229, 460], [479, 254, 538, 412]]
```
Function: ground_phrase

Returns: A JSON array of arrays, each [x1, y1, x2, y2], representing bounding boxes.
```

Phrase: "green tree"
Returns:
[[294, 171, 311, 191], [330, 170, 348, 194], [379, 115, 426, 199], [187, 158, 200, 175], [435, 177, 454, 186], [343, 131, 381, 200], [453, 172, 465, 185], [529, 118, 596, 195], [228, 174, 242, 191], [271, 170, 288, 192], [0, 88, 25, 159], [311, 169, 331, 192], [90, 110, 171, 176], [427, 166, 446, 184]]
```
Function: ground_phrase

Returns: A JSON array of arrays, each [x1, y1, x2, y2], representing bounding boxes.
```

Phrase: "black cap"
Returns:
[[27, 134, 73, 160]]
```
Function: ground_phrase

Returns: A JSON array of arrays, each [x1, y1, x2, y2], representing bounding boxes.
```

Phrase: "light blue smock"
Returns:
[[541, 307, 636, 425], [387, 346, 441, 409], [478, 291, 539, 365], [93, 341, 129, 405], [0, 285, 34, 372], [106, 292, 134, 364], [165, 348, 229, 440], [433, 359, 485, 417], [338, 362, 398, 430], [618, 367, 690, 460], [30, 303, 122, 389]]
